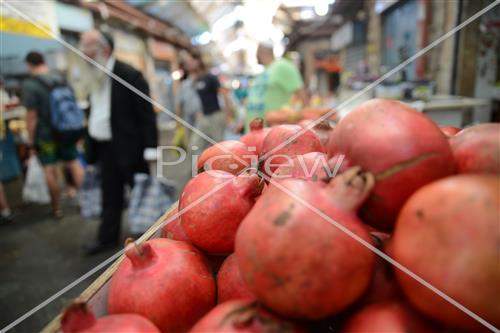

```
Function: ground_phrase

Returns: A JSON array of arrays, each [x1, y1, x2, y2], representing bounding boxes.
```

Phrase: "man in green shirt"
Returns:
[[245, 41, 305, 130]]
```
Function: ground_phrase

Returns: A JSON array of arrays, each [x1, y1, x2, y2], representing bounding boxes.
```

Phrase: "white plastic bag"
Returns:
[[22, 155, 50, 204]]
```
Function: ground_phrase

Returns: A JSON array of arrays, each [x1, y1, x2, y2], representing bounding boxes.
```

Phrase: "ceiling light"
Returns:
[[314, 2, 329, 16]]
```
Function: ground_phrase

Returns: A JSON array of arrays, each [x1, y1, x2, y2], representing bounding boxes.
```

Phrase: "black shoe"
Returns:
[[83, 240, 119, 256], [0, 212, 15, 225]]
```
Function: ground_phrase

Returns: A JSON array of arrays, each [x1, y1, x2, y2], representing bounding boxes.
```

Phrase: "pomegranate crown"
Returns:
[[249, 118, 264, 131], [61, 300, 97, 333], [313, 120, 332, 130], [125, 238, 157, 269]]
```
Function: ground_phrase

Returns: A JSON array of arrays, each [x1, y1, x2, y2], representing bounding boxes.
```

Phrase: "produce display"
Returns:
[[327, 99, 456, 230], [392, 174, 500, 331], [449, 123, 500, 174], [216, 253, 255, 303], [56, 98, 499, 333], [187, 300, 304, 333], [197, 140, 257, 174], [261, 124, 324, 176], [271, 151, 332, 182], [305, 120, 334, 148], [340, 302, 437, 333], [160, 207, 190, 242], [107, 239, 216, 332], [61, 301, 161, 333], [240, 118, 270, 156], [179, 170, 262, 254], [236, 167, 376, 319]]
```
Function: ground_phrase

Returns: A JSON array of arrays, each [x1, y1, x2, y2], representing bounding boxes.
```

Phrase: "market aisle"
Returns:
[[0, 125, 193, 332], [0, 178, 114, 332]]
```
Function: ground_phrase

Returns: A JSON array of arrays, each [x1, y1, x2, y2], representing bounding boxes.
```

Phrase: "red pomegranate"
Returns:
[[108, 239, 216, 333], [327, 98, 455, 230], [217, 253, 255, 303], [261, 124, 324, 177], [269, 152, 351, 193], [205, 254, 227, 275], [188, 300, 305, 333], [235, 167, 376, 319], [198, 140, 257, 174], [359, 233, 402, 306], [341, 302, 438, 332], [310, 120, 334, 149], [392, 174, 500, 331], [298, 119, 313, 127], [240, 118, 270, 156], [179, 170, 262, 254], [440, 126, 461, 137], [272, 152, 331, 184], [61, 301, 160, 333], [329, 153, 352, 175], [450, 123, 500, 174], [160, 206, 190, 242]]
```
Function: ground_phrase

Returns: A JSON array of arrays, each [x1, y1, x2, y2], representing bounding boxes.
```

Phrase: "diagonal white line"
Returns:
[[259, 0, 500, 164], [258, 170, 499, 332]]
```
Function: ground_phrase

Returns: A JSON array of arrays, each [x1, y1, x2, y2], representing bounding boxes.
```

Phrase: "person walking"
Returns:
[[245, 40, 305, 129], [22, 51, 84, 219], [175, 54, 203, 147], [0, 84, 17, 224], [79, 30, 158, 255], [185, 53, 232, 153]]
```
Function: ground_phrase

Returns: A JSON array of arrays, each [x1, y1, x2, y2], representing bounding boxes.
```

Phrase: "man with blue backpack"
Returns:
[[22, 51, 84, 219]]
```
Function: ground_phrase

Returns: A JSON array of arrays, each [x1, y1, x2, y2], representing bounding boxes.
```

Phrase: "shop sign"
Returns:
[[0, 1, 59, 39]]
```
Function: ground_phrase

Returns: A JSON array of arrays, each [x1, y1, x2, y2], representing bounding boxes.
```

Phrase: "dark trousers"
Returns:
[[96, 142, 132, 244]]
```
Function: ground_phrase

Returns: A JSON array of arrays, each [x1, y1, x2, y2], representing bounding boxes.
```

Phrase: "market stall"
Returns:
[[38, 96, 499, 333]]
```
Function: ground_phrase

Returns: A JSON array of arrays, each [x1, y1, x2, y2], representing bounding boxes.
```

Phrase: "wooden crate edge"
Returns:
[[40, 202, 178, 333]]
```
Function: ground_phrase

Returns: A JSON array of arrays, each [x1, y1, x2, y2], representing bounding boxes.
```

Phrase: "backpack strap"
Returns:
[[32, 76, 55, 91]]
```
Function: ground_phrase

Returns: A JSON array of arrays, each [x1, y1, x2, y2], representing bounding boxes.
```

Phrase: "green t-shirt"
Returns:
[[21, 73, 62, 142], [245, 58, 303, 130]]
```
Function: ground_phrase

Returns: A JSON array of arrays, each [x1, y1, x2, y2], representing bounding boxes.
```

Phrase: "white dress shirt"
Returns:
[[88, 57, 115, 141]]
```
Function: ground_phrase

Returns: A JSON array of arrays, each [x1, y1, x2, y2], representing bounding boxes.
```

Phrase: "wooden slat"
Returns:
[[41, 203, 178, 333]]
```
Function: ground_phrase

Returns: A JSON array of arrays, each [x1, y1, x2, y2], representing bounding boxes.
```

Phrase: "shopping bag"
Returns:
[[22, 155, 50, 204], [128, 173, 176, 234], [78, 165, 101, 219]]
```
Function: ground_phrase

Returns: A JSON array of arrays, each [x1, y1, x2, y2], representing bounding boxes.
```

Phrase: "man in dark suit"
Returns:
[[79, 30, 157, 255]]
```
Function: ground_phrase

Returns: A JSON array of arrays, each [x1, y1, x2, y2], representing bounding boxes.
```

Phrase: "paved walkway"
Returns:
[[0, 178, 123, 332]]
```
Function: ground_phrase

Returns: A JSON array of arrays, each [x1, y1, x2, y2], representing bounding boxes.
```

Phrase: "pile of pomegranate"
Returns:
[[60, 99, 499, 333]]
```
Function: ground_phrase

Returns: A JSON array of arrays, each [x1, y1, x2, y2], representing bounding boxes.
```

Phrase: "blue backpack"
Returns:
[[35, 76, 85, 143]]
